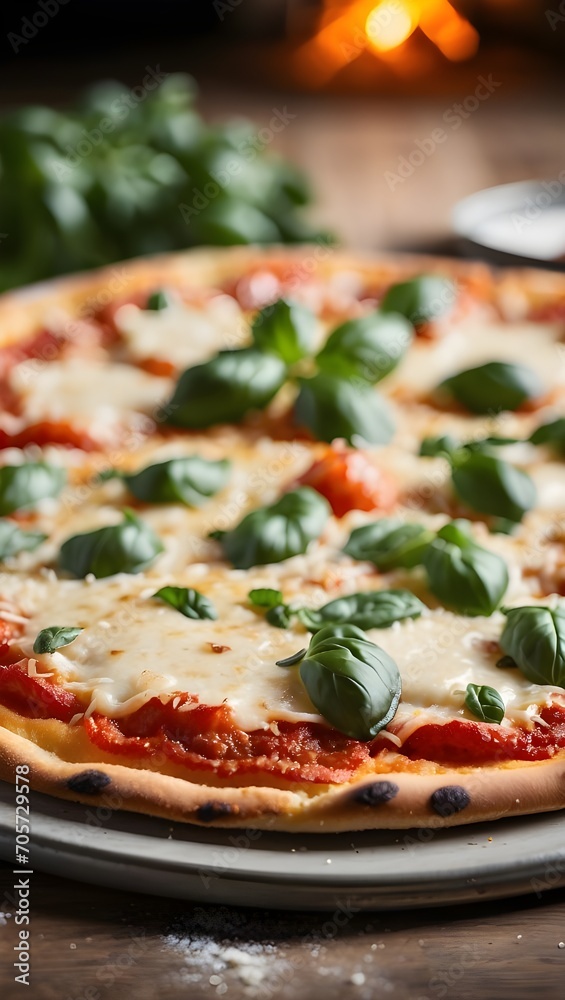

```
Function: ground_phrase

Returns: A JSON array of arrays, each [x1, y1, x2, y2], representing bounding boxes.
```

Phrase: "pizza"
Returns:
[[0, 245, 565, 832]]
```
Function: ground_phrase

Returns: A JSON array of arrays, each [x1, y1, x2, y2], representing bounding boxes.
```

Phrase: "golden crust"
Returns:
[[0, 245, 565, 831]]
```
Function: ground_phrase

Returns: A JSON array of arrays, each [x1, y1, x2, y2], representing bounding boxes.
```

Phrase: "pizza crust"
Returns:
[[1, 246, 565, 831], [1, 714, 565, 832]]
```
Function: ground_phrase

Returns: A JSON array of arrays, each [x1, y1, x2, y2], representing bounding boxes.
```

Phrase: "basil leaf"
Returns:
[[379, 275, 456, 327], [0, 519, 46, 559], [300, 588, 425, 632], [464, 683, 505, 724], [530, 417, 565, 453], [276, 648, 307, 667], [500, 604, 565, 688], [220, 487, 330, 569], [298, 623, 401, 741], [316, 312, 412, 384], [451, 451, 536, 523], [122, 456, 230, 507], [153, 586, 217, 620], [294, 374, 395, 445], [251, 298, 316, 364], [419, 434, 460, 459], [0, 463, 65, 515], [59, 510, 164, 578], [167, 349, 287, 429], [266, 604, 293, 628], [423, 520, 508, 616], [33, 626, 83, 655], [344, 518, 433, 570], [146, 289, 174, 311], [439, 361, 544, 414], [248, 588, 284, 609]]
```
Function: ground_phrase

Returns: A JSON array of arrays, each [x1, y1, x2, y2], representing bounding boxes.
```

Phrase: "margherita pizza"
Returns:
[[0, 246, 565, 831]]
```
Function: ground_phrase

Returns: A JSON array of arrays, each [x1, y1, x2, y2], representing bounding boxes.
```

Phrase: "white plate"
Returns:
[[1, 782, 564, 910], [452, 181, 565, 268]]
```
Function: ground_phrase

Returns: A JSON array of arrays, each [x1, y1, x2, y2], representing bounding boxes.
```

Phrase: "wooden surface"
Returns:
[[1, 862, 565, 1000], [1, 45, 565, 1000]]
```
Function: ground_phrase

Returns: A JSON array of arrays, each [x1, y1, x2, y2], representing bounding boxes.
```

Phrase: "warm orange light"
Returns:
[[365, 2, 416, 53]]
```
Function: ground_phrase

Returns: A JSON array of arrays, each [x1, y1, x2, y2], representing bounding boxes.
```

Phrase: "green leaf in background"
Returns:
[[419, 434, 460, 459], [0, 519, 46, 559], [451, 451, 536, 523], [153, 586, 217, 620], [379, 275, 456, 327], [33, 626, 83, 655], [294, 374, 395, 445], [167, 349, 287, 430], [120, 456, 230, 507], [297, 589, 426, 632], [344, 518, 433, 570], [423, 520, 509, 617], [0, 74, 326, 292], [315, 312, 413, 384], [219, 487, 330, 569], [530, 417, 565, 453], [464, 683, 505, 724], [438, 361, 544, 414], [251, 299, 317, 365], [0, 463, 66, 516], [499, 603, 565, 688], [296, 623, 402, 741], [248, 588, 284, 609], [59, 510, 163, 578], [145, 289, 174, 311]]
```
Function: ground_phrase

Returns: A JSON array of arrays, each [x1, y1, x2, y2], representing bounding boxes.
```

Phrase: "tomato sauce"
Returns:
[[297, 444, 398, 518]]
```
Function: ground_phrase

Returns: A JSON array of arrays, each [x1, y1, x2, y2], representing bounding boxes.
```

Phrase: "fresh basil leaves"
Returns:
[[464, 683, 505, 724], [249, 587, 424, 632], [153, 586, 217, 620], [0, 463, 66, 515], [344, 518, 433, 570], [251, 298, 316, 364], [294, 374, 395, 445], [33, 626, 83, 655], [344, 517, 508, 617], [530, 417, 565, 453], [438, 361, 544, 414], [145, 289, 174, 311], [315, 312, 412, 384], [166, 289, 417, 444], [379, 275, 456, 327], [59, 510, 164, 578], [298, 589, 425, 632], [167, 348, 287, 430], [114, 456, 230, 507], [280, 624, 402, 741], [424, 520, 508, 616], [0, 519, 46, 559], [217, 487, 330, 569], [499, 604, 565, 688], [451, 451, 536, 523]]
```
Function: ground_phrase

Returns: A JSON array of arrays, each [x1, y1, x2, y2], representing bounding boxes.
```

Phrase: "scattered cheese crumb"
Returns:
[[350, 972, 366, 986]]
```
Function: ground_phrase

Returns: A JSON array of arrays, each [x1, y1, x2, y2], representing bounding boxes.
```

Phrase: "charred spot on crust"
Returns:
[[196, 801, 236, 823], [352, 780, 399, 806], [430, 785, 470, 817], [66, 770, 111, 795]]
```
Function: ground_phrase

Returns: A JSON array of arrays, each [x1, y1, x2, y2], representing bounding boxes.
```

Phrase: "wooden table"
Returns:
[[1, 862, 564, 1000], [1, 44, 565, 1000]]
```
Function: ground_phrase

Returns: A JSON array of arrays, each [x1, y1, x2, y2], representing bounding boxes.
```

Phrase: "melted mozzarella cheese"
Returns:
[[2, 568, 561, 736], [384, 319, 565, 398], [114, 295, 247, 367], [9, 359, 171, 442]]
